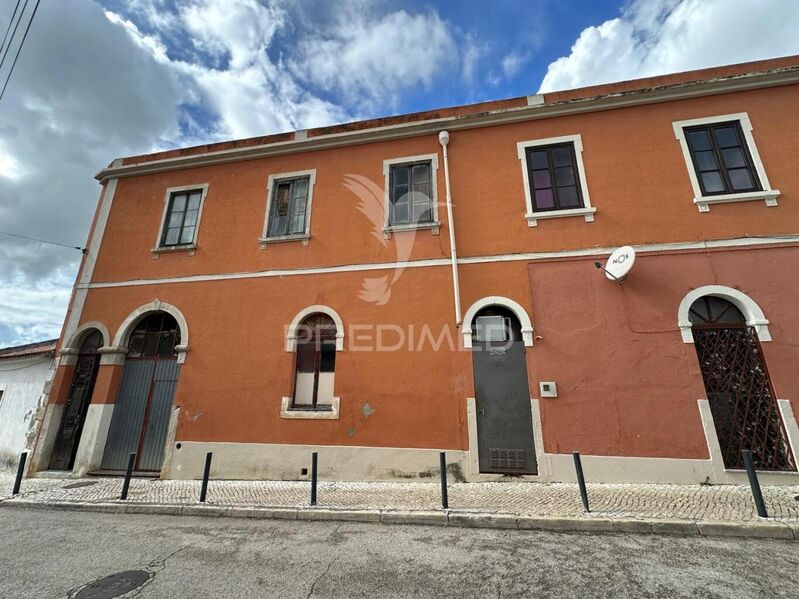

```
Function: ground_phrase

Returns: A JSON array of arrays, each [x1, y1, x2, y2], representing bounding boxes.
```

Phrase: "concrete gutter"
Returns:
[[1, 499, 796, 540]]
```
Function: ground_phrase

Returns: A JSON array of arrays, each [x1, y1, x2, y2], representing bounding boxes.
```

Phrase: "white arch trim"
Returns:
[[462, 296, 534, 348], [63, 321, 111, 352], [112, 299, 190, 363], [678, 285, 771, 343], [286, 305, 345, 352]]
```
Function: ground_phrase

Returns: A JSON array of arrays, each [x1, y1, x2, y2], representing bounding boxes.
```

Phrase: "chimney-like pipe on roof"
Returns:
[[439, 130, 461, 326]]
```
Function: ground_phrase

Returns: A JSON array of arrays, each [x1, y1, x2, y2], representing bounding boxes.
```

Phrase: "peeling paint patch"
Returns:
[[346, 427, 356, 438], [361, 402, 375, 418]]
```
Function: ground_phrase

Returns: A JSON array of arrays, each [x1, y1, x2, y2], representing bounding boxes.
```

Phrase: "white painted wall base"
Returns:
[[71, 404, 114, 475], [28, 403, 63, 474], [167, 441, 469, 482]]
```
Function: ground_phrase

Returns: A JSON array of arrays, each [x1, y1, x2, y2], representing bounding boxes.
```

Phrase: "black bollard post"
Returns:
[[199, 452, 213, 503], [742, 449, 768, 518], [310, 452, 318, 506], [572, 452, 590, 513], [120, 452, 136, 500], [12, 452, 27, 496], [439, 451, 449, 510]]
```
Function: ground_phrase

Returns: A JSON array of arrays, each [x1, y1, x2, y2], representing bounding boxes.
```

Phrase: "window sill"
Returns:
[[259, 234, 310, 249], [525, 207, 596, 227], [382, 221, 440, 239], [693, 190, 780, 213], [151, 244, 197, 257], [280, 396, 340, 420]]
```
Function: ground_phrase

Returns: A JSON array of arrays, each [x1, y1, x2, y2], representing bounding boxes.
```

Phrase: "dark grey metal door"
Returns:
[[101, 359, 180, 471], [472, 340, 537, 474]]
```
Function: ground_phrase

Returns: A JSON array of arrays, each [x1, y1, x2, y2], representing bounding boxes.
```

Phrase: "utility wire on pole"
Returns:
[[0, 230, 85, 253], [0, 0, 40, 101]]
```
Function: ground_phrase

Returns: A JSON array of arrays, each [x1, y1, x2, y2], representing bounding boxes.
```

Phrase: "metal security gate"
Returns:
[[694, 325, 795, 471], [100, 312, 181, 472], [471, 308, 537, 474]]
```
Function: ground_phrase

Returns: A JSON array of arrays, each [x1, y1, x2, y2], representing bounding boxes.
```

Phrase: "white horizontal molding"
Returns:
[[526, 207, 596, 227], [96, 68, 799, 183], [694, 190, 780, 212], [280, 396, 340, 420]]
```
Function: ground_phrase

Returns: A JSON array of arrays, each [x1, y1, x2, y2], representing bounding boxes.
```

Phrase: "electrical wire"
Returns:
[[0, 0, 40, 101], [0, 229, 84, 252], [0, 0, 22, 58], [0, 0, 27, 73]]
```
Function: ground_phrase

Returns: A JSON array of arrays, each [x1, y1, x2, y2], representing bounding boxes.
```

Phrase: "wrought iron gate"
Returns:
[[694, 325, 795, 471]]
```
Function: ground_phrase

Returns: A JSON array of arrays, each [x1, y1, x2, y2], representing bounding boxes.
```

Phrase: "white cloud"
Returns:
[[290, 9, 458, 110], [501, 50, 530, 79], [539, 0, 799, 92]]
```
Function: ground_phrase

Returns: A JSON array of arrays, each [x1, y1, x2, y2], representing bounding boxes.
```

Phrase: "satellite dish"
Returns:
[[605, 246, 635, 282]]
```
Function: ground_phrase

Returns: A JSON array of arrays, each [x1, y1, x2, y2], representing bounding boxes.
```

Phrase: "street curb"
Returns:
[[0, 499, 795, 540]]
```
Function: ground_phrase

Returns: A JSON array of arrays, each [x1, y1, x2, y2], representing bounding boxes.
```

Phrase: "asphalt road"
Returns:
[[0, 509, 797, 598]]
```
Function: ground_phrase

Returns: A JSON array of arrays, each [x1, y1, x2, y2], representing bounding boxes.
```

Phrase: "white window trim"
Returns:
[[672, 113, 780, 213], [260, 169, 316, 248], [382, 154, 440, 237], [462, 296, 534, 348], [285, 304, 345, 352], [153, 183, 209, 255], [280, 396, 340, 420], [516, 134, 596, 227], [112, 299, 190, 364], [677, 285, 771, 343]]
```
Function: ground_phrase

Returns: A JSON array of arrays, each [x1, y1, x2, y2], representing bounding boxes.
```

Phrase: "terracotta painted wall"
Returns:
[[527, 245, 799, 458]]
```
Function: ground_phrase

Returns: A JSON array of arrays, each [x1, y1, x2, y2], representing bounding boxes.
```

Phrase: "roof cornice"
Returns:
[[96, 66, 799, 183]]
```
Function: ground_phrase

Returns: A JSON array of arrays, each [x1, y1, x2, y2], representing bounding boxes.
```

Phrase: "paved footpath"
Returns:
[[2, 472, 799, 539]]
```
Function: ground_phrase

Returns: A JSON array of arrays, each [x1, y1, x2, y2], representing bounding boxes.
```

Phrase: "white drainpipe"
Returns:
[[439, 130, 462, 325]]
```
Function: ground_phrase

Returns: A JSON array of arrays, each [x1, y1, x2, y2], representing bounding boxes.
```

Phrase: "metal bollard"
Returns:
[[199, 452, 213, 503], [572, 452, 590, 513], [12, 452, 28, 496], [120, 452, 136, 500], [742, 449, 768, 518], [439, 451, 449, 510], [310, 452, 318, 506]]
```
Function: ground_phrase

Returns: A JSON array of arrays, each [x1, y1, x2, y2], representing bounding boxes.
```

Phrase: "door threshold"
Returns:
[[87, 469, 161, 479]]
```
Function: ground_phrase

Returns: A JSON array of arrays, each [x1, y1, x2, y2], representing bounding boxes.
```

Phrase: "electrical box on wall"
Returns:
[[540, 381, 557, 398]]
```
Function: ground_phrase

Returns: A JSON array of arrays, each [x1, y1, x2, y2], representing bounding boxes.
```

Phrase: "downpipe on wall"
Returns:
[[439, 130, 462, 326]]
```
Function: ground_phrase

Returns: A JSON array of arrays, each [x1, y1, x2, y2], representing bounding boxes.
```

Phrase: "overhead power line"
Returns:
[[0, 0, 22, 57], [0, 0, 27, 73], [0, 0, 40, 101], [0, 230, 85, 253]]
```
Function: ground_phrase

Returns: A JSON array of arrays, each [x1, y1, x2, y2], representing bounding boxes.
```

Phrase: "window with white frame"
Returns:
[[382, 154, 439, 234], [672, 113, 779, 212], [157, 185, 208, 250], [261, 169, 316, 245], [516, 135, 596, 227]]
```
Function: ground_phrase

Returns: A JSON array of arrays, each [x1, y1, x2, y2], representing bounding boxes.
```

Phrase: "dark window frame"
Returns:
[[524, 142, 586, 213], [291, 314, 337, 411], [388, 160, 435, 227], [159, 189, 204, 248], [683, 121, 762, 197], [266, 176, 311, 238]]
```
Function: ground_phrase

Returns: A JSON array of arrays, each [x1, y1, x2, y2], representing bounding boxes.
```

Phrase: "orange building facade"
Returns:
[[30, 57, 799, 485]]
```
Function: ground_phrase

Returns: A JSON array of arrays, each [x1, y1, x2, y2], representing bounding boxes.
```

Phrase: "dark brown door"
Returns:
[[49, 332, 102, 470]]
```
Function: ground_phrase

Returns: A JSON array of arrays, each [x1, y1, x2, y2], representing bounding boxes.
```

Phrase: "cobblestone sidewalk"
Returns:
[[2, 472, 798, 524]]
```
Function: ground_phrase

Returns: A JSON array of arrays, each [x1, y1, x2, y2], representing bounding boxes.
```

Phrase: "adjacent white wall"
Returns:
[[0, 355, 54, 470]]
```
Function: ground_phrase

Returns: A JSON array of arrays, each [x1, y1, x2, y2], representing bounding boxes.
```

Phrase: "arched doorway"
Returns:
[[690, 295, 795, 471], [470, 305, 537, 474], [49, 330, 103, 470], [100, 312, 182, 472], [292, 313, 337, 410]]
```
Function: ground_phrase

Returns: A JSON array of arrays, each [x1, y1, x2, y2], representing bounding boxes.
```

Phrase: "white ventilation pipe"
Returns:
[[439, 130, 462, 325]]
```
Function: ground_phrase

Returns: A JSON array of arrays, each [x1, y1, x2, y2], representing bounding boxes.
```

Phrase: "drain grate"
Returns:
[[73, 570, 151, 599], [62, 481, 99, 490]]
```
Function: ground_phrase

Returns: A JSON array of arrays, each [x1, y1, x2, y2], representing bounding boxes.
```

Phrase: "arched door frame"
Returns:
[[112, 300, 190, 363], [462, 296, 534, 349], [59, 321, 110, 366], [678, 285, 771, 343]]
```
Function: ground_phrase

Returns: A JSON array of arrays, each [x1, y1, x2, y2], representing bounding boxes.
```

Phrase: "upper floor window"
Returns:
[[684, 122, 760, 196], [159, 188, 205, 248], [672, 113, 780, 212], [382, 154, 440, 236], [516, 134, 596, 227], [261, 169, 316, 246]]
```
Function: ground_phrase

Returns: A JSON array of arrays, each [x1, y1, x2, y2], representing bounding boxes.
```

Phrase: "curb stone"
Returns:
[[0, 500, 795, 540]]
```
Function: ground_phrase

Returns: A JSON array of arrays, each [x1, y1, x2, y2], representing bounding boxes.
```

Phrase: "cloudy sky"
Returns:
[[0, 0, 798, 348]]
